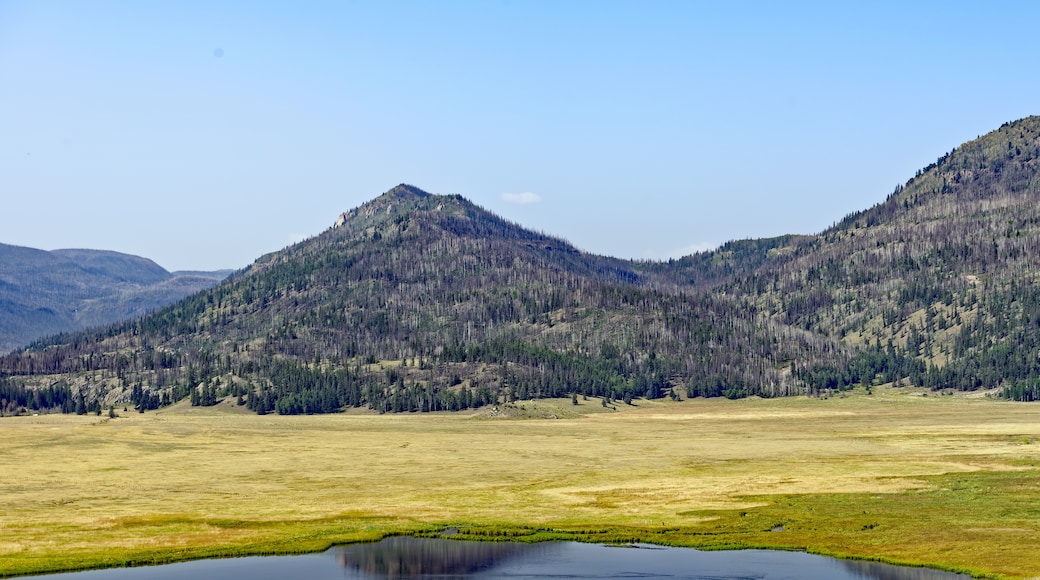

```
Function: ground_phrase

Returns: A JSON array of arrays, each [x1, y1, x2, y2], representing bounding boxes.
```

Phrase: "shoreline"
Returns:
[[0, 527, 986, 579]]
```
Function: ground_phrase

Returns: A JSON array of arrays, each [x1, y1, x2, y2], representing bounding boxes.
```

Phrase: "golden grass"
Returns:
[[2, 389, 1039, 578]]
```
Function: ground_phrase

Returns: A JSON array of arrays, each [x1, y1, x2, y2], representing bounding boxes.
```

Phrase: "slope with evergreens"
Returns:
[[0, 185, 832, 415], [696, 116, 1040, 397], [7, 117, 1040, 412]]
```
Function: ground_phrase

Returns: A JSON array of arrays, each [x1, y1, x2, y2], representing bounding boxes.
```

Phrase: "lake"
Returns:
[[35, 537, 969, 579]]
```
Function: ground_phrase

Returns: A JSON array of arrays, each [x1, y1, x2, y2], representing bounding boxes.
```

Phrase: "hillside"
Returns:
[[688, 116, 1040, 397], [0, 244, 229, 353], [0, 185, 833, 415], [6, 117, 1040, 413]]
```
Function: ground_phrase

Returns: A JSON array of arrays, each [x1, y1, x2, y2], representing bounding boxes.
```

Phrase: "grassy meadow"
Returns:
[[2, 388, 1039, 578]]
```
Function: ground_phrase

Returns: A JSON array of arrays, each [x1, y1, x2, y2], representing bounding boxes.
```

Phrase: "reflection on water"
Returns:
[[31, 537, 971, 580], [329, 537, 970, 580], [332, 537, 559, 578], [841, 560, 970, 580]]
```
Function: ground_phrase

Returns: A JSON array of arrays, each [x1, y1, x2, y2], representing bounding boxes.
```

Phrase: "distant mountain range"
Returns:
[[3, 116, 1040, 414], [0, 244, 229, 353]]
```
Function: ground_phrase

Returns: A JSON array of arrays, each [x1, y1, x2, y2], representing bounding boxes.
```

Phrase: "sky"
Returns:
[[3, 1, 1039, 272]]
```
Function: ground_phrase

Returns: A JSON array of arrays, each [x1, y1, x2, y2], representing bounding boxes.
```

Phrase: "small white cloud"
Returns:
[[501, 192, 542, 205]]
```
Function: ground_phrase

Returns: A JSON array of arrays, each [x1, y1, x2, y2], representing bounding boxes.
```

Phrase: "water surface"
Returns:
[[37, 537, 969, 579]]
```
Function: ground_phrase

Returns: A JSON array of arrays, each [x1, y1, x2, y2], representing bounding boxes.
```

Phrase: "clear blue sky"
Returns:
[[3, 1, 1038, 271]]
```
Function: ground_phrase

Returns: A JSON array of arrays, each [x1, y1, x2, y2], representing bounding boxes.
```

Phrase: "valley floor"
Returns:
[[1, 388, 1039, 578]]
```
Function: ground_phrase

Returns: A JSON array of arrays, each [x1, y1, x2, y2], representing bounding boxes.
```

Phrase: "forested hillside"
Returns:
[[701, 117, 1040, 398], [5, 117, 1040, 415], [0, 185, 834, 415]]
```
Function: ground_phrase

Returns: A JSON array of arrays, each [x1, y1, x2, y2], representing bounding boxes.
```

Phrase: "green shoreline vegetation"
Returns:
[[1, 389, 1038, 579]]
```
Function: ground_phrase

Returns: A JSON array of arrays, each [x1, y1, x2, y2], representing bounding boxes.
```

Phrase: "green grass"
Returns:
[[1, 389, 1039, 578]]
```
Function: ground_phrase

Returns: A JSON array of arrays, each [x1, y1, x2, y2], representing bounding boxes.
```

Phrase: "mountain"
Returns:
[[5, 116, 1040, 414], [0, 185, 832, 415], [693, 116, 1040, 397], [0, 244, 230, 353]]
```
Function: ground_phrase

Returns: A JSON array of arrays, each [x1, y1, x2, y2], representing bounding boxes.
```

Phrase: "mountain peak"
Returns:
[[384, 183, 431, 200], [333, 184, 436, 229]]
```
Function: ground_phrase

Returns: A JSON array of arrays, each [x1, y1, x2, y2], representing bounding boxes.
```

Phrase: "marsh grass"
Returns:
[[1, 389, 1038, 578]]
